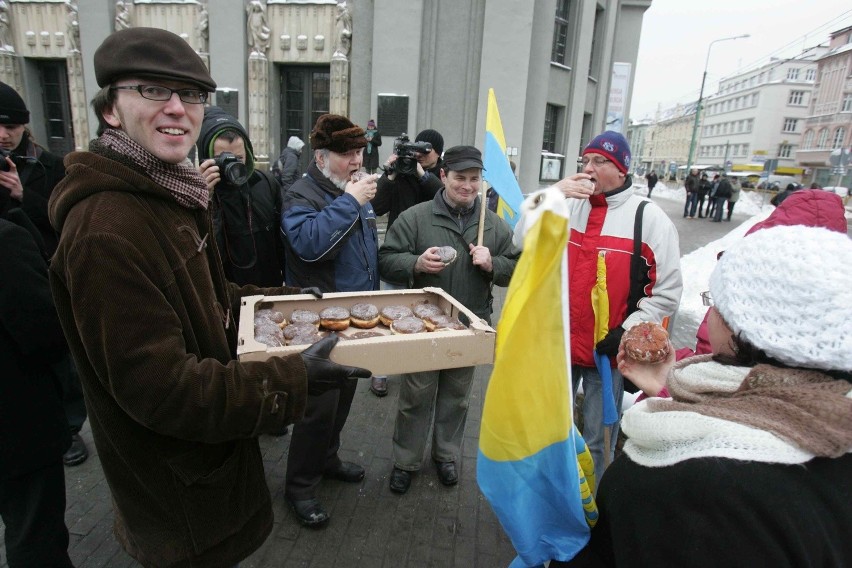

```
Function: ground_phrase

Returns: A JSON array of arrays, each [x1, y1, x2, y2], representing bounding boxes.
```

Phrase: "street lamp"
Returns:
[[685, 34, 750, 175]]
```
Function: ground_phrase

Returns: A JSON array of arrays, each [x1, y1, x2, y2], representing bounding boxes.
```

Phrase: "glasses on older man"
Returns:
[[110, 85, 208, 104], [700, 291, 713, 306], [581, 156, 612, 167]]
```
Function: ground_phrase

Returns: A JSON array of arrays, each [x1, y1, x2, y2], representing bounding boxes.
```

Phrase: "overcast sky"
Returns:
[[629, 0, 852, 121]]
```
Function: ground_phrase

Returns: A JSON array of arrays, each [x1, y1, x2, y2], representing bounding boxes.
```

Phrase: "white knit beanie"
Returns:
[[709, 225, 852, 371]]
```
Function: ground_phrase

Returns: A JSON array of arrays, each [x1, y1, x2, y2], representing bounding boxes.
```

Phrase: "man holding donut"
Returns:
[[378, 145, 521, 494], [280, 113, 380, 527], [555, 131, 682, 479], [46, 28, 369, 567]]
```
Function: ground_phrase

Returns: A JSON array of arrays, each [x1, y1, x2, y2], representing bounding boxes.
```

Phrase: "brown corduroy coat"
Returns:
[[48, 146, 308, 568]]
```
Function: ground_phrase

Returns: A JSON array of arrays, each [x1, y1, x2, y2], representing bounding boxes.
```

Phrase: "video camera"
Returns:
[[214, 152, 249, 186], [387, 135, 432, 177]]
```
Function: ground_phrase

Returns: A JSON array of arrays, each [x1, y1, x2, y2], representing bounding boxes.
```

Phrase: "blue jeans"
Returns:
[[571, 365, 624, 482], [683, 192, 697, 217]]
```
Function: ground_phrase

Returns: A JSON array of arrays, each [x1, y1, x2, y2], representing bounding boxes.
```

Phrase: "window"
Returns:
[[803, 130, 814, 149], [778, 144, 793, 158], [587, 5, 604, 77], [843, 94, 852, 112], [788, 90, 805, 105], [782, 118, 798, 133], [817, 128, 828, 148], [832, 128, 846, 149], [805, 69, 816, 81], [751, 93, 759, 106], [542, 104, 561, 152], [551, 0, 571, 65], [786, 68, 799, 80]]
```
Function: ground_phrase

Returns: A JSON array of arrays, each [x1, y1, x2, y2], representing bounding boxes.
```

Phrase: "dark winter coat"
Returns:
[[272, 146, 301, 193], [570, 453, 852, 567], [197, 107, 286, 287], [0, 219, 70, 480], [4, 133, 65, 257], [362, 128, 382, 171], [684, 173, 699, 194], [281, 160, 380, 293], [48, 142, 308, 568], [373, 158, 444, 228], [714, 178, 733, 199], [698, 178, 711, 198]]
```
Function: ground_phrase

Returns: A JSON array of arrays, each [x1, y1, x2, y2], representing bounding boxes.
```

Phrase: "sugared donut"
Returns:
[[255, 333, 284, 347], [621, 322, 670, 363], [379, 305, 413, 327], [288, 332, 323, 346], [435, 246, 457, 265], [413, 303, 445, 320], [255, 320, 282, 337], [283, 322, 319, 340], [319, 306, 350, 331], [390, 316, 426, 335], [291, 309, 320, 328], [421, 313, 450, 331], [349, 330, 384, 340], [255, 308, 286, 327], [350, 303, 380, 329], [432, 317, 467, 332]]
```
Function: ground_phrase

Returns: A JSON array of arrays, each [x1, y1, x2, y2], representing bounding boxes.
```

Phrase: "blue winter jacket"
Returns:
[[281, 161, 379, 292]]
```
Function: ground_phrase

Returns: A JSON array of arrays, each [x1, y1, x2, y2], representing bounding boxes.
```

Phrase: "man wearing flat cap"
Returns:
[[378, 145, 521, 494], [280, 113, 380, 527], [47, 28, 369, 567]]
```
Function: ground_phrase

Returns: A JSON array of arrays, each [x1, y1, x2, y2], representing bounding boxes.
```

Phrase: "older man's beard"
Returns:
[[319, 161, 349, 190]]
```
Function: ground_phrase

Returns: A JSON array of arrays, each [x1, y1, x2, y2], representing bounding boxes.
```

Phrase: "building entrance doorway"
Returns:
[[278, 65, 330, 173]]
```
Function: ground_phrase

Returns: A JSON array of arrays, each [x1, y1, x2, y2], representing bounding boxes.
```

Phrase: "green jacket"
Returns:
[[379, 190, 521, 322]]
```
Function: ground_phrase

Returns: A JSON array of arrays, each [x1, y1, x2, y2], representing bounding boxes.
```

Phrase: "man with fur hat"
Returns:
[[280, 113, 379, 528], [47, 28, 369, 567], [555, 130, 682, 478], [197, 106, 286, 287]]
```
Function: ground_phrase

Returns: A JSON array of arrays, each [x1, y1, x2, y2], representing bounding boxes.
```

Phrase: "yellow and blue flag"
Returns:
[[478, 206, 597, 567], [484, 88, 525, 228]]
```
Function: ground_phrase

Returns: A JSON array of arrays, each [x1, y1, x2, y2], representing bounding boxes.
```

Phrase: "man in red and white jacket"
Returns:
[[555, 131, 682, 478]]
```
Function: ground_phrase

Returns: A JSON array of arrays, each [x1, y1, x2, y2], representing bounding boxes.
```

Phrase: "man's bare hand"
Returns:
[[468, 243, 493, 273], [415, 246, 447, 274], [198, 159, 220, 190], [0, 158, 24, 201], [554, 174, 596, 199], [345, 173, 378, 205]]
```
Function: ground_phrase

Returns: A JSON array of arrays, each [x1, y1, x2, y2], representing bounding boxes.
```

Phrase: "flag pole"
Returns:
[[477, 182, 488, 246]]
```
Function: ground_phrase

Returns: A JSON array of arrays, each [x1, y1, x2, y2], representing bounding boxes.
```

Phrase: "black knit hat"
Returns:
[[310, 114, 367, 153], [94, 28, 216, 91], [415, 129, 444, 156], [0, 82, 30, 125]]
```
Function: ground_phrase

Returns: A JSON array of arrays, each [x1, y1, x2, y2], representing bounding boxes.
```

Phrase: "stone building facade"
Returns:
[[3, 0, 650, 190]]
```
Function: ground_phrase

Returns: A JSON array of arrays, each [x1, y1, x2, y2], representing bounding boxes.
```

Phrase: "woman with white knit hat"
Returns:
[[556, 225, 852, 567]]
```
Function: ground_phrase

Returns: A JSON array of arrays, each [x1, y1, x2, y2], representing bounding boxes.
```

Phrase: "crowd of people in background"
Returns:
[[1, 24, 849, 568]]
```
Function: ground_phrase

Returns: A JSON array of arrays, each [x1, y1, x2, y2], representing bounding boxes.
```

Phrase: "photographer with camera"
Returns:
[[0, 82, 65, 258], [373, 128, 444, 230], [197, 106, 286, 287]]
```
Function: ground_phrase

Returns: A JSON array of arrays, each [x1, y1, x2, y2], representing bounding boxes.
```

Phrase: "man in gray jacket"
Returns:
[[378, 145, 521, 494]]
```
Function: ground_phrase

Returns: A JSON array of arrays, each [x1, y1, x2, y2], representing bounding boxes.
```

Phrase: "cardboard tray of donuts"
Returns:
[[237, 287, 496, 375]]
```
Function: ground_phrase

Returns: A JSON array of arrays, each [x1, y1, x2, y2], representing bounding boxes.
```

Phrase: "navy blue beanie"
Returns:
[[583, 131, 631, 174]]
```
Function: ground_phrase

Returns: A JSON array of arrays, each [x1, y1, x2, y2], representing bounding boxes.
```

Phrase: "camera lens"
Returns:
[[223, 162, 248, 185]]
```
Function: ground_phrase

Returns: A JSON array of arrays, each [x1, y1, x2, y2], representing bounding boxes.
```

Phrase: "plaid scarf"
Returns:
[[99, 129, 209, 209]]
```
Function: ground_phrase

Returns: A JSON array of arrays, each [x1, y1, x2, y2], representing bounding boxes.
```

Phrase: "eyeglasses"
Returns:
[[700, 291, 713, 306], [581, 156, 612, 167], [110, 85, 208, 104]]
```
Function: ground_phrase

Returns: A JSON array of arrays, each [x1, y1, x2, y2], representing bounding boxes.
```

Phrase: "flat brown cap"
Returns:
[[94, 27, 216, 91]]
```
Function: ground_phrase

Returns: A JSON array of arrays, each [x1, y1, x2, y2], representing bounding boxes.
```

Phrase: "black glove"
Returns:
[[300, 334, 371, 396], [299, 287, 323, 299], [595, 327, 625, 358]]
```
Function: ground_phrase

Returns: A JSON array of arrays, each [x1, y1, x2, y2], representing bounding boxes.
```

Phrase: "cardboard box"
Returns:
[[237, 287, 496, 375]]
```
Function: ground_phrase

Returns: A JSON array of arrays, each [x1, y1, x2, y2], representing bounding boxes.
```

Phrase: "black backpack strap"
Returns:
[[627, 200, 650, 316]]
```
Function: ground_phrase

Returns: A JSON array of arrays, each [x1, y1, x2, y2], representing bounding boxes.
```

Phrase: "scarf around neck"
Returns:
[[99, 129, 209, 209], [622, 357, 852, 467]]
